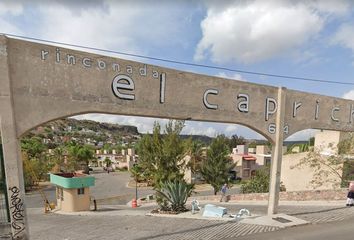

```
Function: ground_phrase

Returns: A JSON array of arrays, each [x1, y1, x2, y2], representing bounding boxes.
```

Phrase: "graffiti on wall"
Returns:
[[8, 186, 25, 238]]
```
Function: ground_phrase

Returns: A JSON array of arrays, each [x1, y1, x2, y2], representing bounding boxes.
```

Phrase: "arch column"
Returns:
[[0, 36, 29, 239], [267, 87, 286, 215]]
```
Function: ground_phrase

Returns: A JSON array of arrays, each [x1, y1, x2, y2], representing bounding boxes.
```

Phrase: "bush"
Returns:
[[117, 166, 127, 172], [240, 167, 286, 193], [156, 180, 194, 212], [240, 167, 270, 193]]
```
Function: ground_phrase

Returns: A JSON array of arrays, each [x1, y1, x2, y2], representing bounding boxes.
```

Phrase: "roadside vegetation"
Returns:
[[134, 120, 240, 212], [200, 135, 236, 195], [21, 137, 95, 190], [293, 134, 354, 189]]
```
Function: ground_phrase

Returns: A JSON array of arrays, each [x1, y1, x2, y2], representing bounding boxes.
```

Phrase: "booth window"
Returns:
[[57, 187, 63, 200], [77, 188, 85, 195]]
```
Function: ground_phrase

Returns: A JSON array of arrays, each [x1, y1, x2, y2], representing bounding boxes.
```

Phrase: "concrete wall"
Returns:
[[314, 130, 350, 155], [281, 152, 342, 191], [195, 189, 347, 202], [57, 187, 91, 212]]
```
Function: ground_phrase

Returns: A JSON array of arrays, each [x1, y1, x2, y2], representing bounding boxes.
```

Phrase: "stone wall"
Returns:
[[194, 189, 348, 202]]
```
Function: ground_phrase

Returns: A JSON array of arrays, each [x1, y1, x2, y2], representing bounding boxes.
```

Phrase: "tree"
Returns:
[[200, 135, 236, 195], [130, 164, 143, 182], [228, 134, 246, 150], [292, 134, 354, 189], [21, 137, 46, 159], [308, 137, 315, 146], [137, 120, 186, 188], [21, 137, 52, 189], [50, 146, 66, 172], [185, 139, 205, 174], [104, 157, 112, 168], [67, 144, 95, 172], [240, 166, 286, 193], [240, 167, 270, 193]]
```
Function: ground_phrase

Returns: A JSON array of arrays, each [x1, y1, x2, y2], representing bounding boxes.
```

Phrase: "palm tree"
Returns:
[[186, 140, 205, 174], [67, 144, 94, 172], [51, 146, 66, 172]]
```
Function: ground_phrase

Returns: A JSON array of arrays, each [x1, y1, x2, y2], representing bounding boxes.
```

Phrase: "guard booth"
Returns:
[[50, 173, 95, 212], [0, 144, 10, 235]]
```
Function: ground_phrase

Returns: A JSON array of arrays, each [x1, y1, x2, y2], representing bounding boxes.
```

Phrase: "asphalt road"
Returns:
[[26, 204, 354, 240], [25, 169, 155, 207], [233, 215, 354, 240], [25, 169, 240, 207]]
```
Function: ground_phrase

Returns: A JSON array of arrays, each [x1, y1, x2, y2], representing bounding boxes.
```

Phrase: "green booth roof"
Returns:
[[50, 173, 95, 189]]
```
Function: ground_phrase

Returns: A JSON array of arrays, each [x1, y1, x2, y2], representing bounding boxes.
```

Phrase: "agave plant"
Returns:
[[156, 180, 194, 212]]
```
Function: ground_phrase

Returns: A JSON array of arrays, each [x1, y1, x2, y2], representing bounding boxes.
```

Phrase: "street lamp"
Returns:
[[133, 163, 138, 201]]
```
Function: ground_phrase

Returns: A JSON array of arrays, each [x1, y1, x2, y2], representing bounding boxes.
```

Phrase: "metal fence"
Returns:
[[0, 144, 10, 223]]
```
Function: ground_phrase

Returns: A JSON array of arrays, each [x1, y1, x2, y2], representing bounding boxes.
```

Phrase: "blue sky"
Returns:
[[2, 0, 354, 140]]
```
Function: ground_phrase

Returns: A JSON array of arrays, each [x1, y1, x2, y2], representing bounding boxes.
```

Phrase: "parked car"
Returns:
[[228, 170, 242, 181]]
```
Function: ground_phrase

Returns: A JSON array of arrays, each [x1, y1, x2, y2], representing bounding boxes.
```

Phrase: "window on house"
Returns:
[[265, 158, 271, 166], [57, 187, 63, 201], [77, 188, 85, 195], [243, 169, 250, 177]]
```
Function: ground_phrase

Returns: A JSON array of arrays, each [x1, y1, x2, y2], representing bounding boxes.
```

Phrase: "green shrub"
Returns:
[[240, 167, 270, 193], [156, 180, 194, 212], [240, 167, 286, 193]]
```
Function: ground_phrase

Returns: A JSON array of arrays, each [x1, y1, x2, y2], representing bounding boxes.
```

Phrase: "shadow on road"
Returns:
[[134, 220, 235, 240], [290, 206, 348, 216]]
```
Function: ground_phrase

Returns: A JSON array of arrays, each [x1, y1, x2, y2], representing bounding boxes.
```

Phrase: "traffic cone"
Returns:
[[132, 198, 137, 208]]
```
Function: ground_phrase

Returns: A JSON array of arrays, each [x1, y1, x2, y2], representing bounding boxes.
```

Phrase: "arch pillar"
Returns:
[[267, 87, 286, 215], [0, 36, 28, 239]]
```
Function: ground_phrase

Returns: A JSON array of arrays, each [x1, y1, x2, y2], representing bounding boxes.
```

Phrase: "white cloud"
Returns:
[[332, 23, 354, 53], [35, 1, 193, 55], [0, 18, 22, 35], [225, 125, 238, 134], [216, 72, 246, 81], [0, 1, 23, 16], [342, 89, 354, 100], [285, 129, 318, 141], [182, 122, 217, 137], [0, 1, 24, 35], [307, 0, 351, 15], [195, 0, 347, 64]]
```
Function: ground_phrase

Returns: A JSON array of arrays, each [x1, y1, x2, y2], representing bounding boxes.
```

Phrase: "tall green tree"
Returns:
[[21, 137, 52, 188], [50, 146, 66, 172], [228, 134, 246, 150], [185, 139, 205, 174], [67, 144, 94, 172], [200, 135, 236, 195], [21, 137, 46, 159], [137, 120, 186, 188]]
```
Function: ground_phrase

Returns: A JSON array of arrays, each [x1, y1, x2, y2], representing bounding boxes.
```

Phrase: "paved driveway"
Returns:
[[25, 170, 156, 207], [27, 203, 354, 240], [25, 170, 240, 207]]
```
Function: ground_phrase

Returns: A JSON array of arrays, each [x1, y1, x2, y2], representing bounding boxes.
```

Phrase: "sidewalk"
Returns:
[[29, 200, 354, 240], [55, 199, 350, 228]]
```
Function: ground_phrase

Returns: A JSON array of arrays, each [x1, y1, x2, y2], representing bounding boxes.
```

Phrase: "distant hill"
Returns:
[[26, 118, 215, 148], [180, 134, 213, 145], [24, 118, 308, 149], [25, 118, 140, 149]]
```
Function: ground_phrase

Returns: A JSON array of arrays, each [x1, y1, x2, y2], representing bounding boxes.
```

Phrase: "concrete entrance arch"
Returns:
[[2, 35, 354, 239]]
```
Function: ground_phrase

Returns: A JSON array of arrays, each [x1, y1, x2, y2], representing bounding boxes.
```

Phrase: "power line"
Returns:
[[1, 32, 354, 86]]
